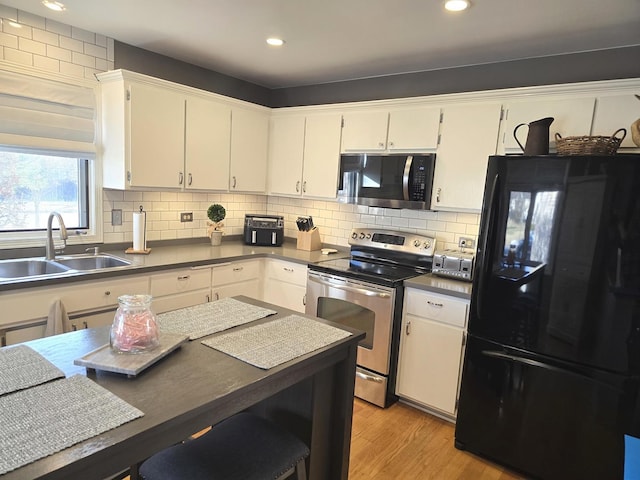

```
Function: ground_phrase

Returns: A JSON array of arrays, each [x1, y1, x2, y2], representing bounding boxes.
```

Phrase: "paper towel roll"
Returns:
[[133, 211, 146, 251]]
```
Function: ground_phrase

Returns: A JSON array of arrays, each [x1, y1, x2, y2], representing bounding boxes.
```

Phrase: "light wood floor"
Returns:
[[349, 399, 523, 480], [124, 399, 523, 479]]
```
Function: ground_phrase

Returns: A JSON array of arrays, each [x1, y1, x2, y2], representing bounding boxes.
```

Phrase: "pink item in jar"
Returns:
[[110, 294, 159, 354]]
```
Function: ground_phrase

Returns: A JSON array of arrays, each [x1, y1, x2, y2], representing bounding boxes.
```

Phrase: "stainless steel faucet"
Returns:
[[45, 212, 68, 260]]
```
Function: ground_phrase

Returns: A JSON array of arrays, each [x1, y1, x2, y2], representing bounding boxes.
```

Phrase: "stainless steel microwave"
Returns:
[[337, 153, 436, 209]]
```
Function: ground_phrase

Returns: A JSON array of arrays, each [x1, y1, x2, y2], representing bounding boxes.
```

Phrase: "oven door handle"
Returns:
[[308, 275, 391, 298], [356, 371, 384, 383]]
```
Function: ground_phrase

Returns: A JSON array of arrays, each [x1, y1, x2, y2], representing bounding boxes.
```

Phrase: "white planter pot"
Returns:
[[210, 231, 223, 246]]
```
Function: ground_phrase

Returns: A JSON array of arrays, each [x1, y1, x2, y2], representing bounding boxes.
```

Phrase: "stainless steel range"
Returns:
[[305, 228, 436, 407]]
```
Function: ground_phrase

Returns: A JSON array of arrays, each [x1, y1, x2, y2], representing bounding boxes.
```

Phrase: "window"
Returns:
[[0, 150, 89, 232]]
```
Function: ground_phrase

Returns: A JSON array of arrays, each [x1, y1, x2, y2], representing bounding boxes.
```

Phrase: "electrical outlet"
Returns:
[[459, 237, 475, 249], [180, 212, 193, 222], [111, 209, 122, 226]]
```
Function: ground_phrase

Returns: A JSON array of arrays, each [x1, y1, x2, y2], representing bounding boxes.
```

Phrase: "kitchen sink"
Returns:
[[52, 254, 132, 271], [0, 254, 133, 281], [0, 258, 70, 280]]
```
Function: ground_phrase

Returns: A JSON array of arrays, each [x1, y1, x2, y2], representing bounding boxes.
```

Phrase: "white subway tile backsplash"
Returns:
[[71, 26, 94, 44], [44, 18, 70, 36], [0, 31, 16, 48], [4, 47, 31, 65], [33, 54, 58, 71], [3, 21, 31, 39], [17, 10, 45, 29], [18, 36, 45, 55]]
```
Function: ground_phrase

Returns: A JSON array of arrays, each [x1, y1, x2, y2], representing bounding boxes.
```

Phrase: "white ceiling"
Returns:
[[3, 0, 640, 89]]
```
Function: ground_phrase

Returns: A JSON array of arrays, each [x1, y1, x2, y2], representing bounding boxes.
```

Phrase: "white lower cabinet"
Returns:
[[262, 259, 307, 313], [211, 260, 262, 301], [396, 288, 469, 418], [0, 274, 150, 345], [150, 267, 212, 314]]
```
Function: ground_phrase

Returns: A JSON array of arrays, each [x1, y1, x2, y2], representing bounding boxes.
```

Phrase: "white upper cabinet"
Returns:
[[592, 94, 640, 149], [230, 106, 269, 193], [341, 107, 440, 152], [341, 111, 389, 151], [302, 113, 343, 198], [99, 69, 268, 192], [502, 97, 596, 152], [184, 95, 231, 190], [268, 112, 342, 199], [268, 115, 306, 196], [386, 107, 441, 151], [432, 103, 502, 212], [101, 76, 185, 189]]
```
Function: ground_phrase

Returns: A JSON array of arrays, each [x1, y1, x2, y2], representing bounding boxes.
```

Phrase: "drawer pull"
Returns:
[[406, 321, 411, 335], [177, 275, 190, 281], [427, 300, 443, 307], [233, 267, 243, 272], [283, 267, 294, 273], [105, 291, 111, 296], [82, 321, 88, 329]]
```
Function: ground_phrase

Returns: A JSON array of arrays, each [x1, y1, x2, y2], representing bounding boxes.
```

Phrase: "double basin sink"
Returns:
[[0, 254, 132, 281]]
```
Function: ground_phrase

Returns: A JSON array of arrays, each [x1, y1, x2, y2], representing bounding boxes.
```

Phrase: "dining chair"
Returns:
[[138, 412, 310, 480]]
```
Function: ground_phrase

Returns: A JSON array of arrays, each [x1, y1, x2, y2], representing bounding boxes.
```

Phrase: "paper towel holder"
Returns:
[[125, 205, 151, 255]]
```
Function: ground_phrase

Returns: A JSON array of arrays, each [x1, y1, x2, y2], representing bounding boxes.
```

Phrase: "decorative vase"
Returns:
[[110, 294, 159, 354], [210, 230, 223, 246]]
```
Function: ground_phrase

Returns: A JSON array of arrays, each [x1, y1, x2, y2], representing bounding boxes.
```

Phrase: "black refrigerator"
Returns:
[[455, 154, 640, 480]]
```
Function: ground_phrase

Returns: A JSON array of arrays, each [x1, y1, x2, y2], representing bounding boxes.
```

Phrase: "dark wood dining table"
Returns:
[[2, 296, 363, 480]]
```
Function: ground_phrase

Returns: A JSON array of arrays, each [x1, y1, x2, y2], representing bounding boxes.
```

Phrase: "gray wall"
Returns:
[[114, 43, 640, 108]]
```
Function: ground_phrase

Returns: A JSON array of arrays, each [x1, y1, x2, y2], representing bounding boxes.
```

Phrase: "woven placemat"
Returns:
[[0, 345, 65, 396], [157, 297, 277, 340], [202, 315, 352, 369], [0, 374, 143, 475]]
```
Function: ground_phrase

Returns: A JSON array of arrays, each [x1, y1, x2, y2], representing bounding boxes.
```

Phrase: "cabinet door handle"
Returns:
[[214, 292, 220, 300], [206, 294, 211, 302], [283, 267, 294, 273], [378, 142, 385, 148], [177, 275, 190, 281], [232, 176, 237, 188], [436, 187, 441, 203], [427, 300, 444, 307], [71, 324, 77, 331], [406, 321, 411, 335], [303, 294, 306, 306], [302, 181, 307, 193], [105, 291, 111, 296], [179, 172, 184, 185], [296, 181, 300, 192], [82, 321, 88, 329], [389, 141, 394, 148], [188, 173, 193, 186], [233, 266, 243, 272]]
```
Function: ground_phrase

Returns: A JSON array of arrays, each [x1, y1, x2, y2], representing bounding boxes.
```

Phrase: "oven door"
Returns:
[[305, 271, 395, 375]]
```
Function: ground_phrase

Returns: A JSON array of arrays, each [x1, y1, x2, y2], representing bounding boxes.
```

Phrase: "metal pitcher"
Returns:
[[514, 117, 554, 155]]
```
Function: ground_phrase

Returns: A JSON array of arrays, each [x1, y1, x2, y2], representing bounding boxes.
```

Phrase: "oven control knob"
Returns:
[[413, 239, 421, 247], [424, 241, 431, 249], [352, 232, 358, 239], [366, 233, 372, 239], [359, 232, 366, 239]]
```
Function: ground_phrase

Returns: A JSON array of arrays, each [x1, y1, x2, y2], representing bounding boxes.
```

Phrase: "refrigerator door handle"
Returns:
[[476, 173, 500, 319], [482, 350, 624, 390]]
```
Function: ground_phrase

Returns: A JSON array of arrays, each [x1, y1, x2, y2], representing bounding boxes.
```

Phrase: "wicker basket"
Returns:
[[554, 128, 626, 155]]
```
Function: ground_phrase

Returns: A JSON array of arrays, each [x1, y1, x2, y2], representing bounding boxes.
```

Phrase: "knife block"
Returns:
[[297, 227, 321, 251]]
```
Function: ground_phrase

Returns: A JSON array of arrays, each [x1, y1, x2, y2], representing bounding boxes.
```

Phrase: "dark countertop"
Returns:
[[404, 273, 473, 300], [0, 239, 350, 292]]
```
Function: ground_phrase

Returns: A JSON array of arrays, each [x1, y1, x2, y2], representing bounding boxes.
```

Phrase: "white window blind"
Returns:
[[0, 69, 96, 153]]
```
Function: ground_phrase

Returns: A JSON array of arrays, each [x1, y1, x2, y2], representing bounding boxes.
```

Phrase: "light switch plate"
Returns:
[[111, 209, 122, 226]]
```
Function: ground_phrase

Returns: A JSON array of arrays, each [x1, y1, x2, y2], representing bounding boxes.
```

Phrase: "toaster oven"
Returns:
[[243, 214, 284, 246], [432, 249, 475, 282]]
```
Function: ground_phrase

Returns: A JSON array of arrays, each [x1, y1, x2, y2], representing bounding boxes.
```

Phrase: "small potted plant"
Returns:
[[206, 203, 226, 246]]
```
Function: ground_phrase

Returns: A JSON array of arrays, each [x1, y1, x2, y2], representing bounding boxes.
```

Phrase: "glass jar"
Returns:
[[110, 294, 159, 354]]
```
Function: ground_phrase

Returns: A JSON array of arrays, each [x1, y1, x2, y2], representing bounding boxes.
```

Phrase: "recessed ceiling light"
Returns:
[[266, 37, 285, 47], [444, 0, 470, 12], [42, 1, 66, 12]]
